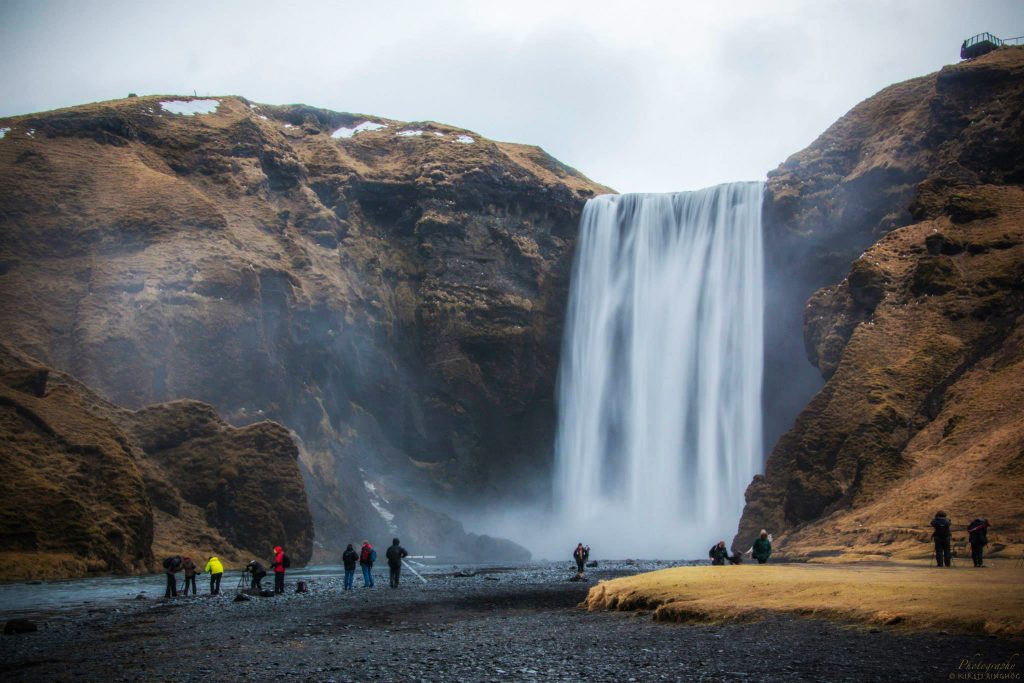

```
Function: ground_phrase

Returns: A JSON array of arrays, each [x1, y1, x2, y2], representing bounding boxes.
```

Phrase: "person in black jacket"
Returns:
[[708, 541, 729, 566], [163, 555, 182, 598], [247, 560, 267, 591], [385, 538, 408, 588], [968, 517, 990, 567], [342, 544, 359, 590], [931, 511, 952, 567], [573, 543, 587, 575]]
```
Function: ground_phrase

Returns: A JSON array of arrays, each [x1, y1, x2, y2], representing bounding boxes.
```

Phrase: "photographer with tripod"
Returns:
[[246, 560, 267, 591]]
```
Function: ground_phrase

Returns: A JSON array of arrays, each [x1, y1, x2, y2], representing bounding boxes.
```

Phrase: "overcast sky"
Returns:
[[1, 0, 1020, 192]]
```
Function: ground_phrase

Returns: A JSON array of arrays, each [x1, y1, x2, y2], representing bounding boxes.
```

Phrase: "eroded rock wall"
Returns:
[[0, 343, 312, 580], [739, 48, 1024, 559], [0, 96, 609, 560]]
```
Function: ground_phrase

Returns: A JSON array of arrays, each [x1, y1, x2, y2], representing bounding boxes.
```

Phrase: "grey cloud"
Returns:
[[1, 0, 1020, 191]]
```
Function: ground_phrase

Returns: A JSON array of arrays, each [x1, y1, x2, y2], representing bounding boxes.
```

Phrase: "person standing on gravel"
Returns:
[[386, 538, 409, 588], [205, 555, 224, 595], [573, 543, 587, 575], [180, 556, 198, 595], [270, 546, 289, 593], [163, 555, 183, 598], [931, 511, 952, 567], [359, 541, 376, 588], [342, 544, 359, 590]]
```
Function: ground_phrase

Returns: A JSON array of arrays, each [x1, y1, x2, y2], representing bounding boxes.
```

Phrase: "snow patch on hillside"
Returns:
[[0, 127, 9, 140], [396, 130, 424, 137], [454, 134, 474, 144], [332, 121, 388, 139], [160, 99, 220, 116], [363, 480, 397, 531]]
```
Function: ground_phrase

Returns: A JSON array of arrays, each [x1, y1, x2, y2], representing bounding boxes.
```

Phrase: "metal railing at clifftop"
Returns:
[[961, 32, 1024, 60]]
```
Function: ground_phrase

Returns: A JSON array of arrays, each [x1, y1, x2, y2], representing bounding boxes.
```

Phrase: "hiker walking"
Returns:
[[968, 517, 990, 567], [247, 560, 267, 591], [386, 538, 409, 588], [931, 511, 952, 567], [359, 541, 376, 588], [342, 544, 359, 590], [163, 555, 183, 597], [573, 543, 587, 575], [205, 555, 224, 594], [181, 556, 198, 596], [752, 530, 773, 564], [270, 546, 290, 594], [708, 541, 729, 566]]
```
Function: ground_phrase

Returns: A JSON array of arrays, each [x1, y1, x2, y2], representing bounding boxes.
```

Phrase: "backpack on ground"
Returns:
[[282, 553, 291, 569]]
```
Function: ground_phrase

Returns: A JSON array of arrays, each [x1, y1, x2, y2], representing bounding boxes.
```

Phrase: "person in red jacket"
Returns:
[[270, 546, 287, 594]]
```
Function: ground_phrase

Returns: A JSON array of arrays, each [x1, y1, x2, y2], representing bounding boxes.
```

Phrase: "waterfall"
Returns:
[[553, 182, 764, 558]]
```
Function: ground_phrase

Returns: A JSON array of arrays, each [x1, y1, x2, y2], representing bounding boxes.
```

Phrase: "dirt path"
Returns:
[[1, 563, 1020, 682]]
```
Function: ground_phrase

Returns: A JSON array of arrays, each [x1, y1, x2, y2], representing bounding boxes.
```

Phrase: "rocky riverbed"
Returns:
[[1, 561, 1020, 682]]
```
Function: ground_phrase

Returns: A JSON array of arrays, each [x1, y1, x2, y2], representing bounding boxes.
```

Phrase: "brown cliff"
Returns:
[[0, 96, 609, 560], [0, 343, 312, 580], [739, 48, 1024, 560]]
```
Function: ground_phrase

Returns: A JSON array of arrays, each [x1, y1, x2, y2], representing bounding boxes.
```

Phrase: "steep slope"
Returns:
[[0, 346, 152, 579], [0, 95, 609, 559], [0, 343, 313, 580], [739, 48, 1024, 559]]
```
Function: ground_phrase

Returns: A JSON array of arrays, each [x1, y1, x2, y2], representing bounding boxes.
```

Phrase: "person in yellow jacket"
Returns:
[[205, 556, 224, 595]]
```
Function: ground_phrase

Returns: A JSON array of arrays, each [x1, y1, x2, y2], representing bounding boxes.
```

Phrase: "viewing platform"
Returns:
[[961, 31, 1024, 59]]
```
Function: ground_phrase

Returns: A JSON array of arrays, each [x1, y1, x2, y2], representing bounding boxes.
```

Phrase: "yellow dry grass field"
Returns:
[[583, 563, 1024, 637]]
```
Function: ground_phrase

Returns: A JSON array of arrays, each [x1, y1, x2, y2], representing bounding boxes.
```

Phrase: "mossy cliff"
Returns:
[[0, 96, 608, 561], [740, 48, 1024, 560], [0, 343, 312, 580]]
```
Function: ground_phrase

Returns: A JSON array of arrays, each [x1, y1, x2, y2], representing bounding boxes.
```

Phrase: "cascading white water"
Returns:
[[553, 182, 764, 558]]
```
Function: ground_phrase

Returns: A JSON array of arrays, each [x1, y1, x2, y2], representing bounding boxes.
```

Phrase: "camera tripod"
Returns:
[[236, 568, 254, 594]]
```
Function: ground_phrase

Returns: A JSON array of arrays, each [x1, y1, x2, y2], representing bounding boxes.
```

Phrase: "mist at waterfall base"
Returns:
[[476, 184, 765, 561]]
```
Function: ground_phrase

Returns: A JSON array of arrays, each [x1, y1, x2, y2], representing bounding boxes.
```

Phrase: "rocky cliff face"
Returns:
[[0, 343, 312, 580], [0, 95, 609, 561], [739, 48, 1024, 559]]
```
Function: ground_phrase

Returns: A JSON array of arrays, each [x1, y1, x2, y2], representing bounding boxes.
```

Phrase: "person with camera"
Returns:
[[247, 560, 268, 591]]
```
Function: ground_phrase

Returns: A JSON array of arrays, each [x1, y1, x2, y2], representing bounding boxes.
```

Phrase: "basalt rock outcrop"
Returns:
[[0, 343, 312, 580], [739, 48, 1024, 559], [0, 95, 609, 561]]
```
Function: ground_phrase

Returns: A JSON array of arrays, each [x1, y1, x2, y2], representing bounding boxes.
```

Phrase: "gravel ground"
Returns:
[[1, 562, 1020, 682]]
